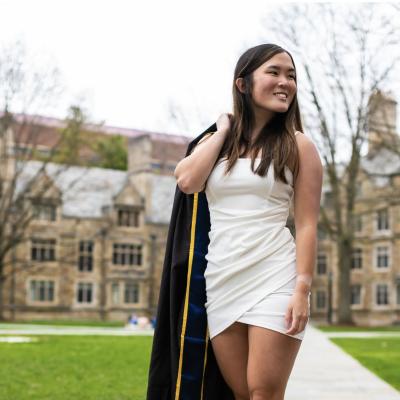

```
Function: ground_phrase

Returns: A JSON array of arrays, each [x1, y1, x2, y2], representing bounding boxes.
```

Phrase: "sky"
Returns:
[[0, 0, 399, 140], [0, 0, 277, 136]]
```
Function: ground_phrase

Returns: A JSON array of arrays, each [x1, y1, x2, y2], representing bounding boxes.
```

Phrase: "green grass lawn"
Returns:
[[0, 319, 126, 328], [316, 324, 400, 391], [1, 326, 399, 399], [0, 335, 153, 400], [316, 324, 400, 332], [330, 337, 400, 391], [5, 320, 400, 331]]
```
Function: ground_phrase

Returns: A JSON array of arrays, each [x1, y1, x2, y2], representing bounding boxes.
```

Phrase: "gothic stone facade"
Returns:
[[2, 92, 400, 325], [1, 128, 190, 322], [311, 90, 400, 326]]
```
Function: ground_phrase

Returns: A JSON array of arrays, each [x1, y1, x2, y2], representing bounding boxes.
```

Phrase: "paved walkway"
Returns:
[[285, 323, 400, 400], [1, 322, 399, 399], [0, 323, 153, 336], [324, 330, 400, 338]]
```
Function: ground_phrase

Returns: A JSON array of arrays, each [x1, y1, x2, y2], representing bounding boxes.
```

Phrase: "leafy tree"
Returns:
[[91, 135, 127, 170]]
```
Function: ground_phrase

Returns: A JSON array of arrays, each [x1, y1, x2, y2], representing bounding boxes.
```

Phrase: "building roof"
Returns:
[[359, 147, 400, 188], [6, 112, 191, 145], [15, 160, 177, 224], [361, 147, 400, 176], [320, 144, 400, 194]]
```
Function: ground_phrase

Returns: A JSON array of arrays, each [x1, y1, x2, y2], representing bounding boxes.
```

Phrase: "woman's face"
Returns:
[[239, 52, 297, 115]]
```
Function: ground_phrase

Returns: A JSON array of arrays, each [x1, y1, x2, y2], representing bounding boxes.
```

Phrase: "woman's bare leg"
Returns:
[[247, 326, 302, 400], [210, 321, 250, 400]]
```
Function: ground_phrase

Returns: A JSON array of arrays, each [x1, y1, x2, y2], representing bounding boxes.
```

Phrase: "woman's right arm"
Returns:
[[174, 114, 231, 194]]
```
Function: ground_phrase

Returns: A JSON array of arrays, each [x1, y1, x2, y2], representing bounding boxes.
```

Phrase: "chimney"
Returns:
[[0, 113, 16, 183], [126, 132, 190, 203], [367, 89, 399, 155]]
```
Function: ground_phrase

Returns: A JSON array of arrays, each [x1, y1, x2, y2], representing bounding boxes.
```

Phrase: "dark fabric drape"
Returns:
[[146, 123, 234, 400]]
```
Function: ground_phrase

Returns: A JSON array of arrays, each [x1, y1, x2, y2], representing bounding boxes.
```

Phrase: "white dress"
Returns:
[[204, 133, 310, 341]]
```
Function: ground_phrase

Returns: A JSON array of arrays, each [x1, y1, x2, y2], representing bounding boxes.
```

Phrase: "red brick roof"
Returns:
[[2, 112, 192, 163]]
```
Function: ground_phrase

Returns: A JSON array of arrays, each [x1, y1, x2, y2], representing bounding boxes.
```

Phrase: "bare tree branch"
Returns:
[[263, 2, 400, 323]]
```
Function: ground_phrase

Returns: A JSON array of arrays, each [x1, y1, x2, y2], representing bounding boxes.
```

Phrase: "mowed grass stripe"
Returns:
[[0, 335, 153, 400]]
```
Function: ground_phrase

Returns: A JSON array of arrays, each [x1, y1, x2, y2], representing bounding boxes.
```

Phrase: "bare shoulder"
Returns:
[[293, 131, 323, 179], [292, 131, 323, 228], [294, 130, 309, 142], [295, 131, 318, 153]]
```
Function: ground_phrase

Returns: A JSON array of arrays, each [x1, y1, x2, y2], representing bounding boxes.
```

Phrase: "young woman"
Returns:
[[173, 43, 323, 400]]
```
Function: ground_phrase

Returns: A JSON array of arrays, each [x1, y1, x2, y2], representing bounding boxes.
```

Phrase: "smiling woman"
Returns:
[[147, 43, 323, 400]]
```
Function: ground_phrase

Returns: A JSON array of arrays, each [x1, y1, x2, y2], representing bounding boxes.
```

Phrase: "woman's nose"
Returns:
[[278, 77, 290, 86]]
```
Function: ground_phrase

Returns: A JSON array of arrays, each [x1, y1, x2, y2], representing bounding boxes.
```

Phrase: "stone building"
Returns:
[[1, 90, 400, 326], [312, 90, 400, 326], [0, 119, 191, 322]]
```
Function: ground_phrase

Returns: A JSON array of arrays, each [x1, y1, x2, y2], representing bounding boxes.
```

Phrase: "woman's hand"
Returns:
[[284, 292, 310, 336], [216, 113, 232, 134]]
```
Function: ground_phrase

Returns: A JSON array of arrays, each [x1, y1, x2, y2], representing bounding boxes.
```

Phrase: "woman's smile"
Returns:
[[274, 92, 288, 101]]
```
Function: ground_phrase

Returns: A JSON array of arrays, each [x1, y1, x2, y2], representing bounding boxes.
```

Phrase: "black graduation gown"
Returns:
[[146, 122, 235, 400]]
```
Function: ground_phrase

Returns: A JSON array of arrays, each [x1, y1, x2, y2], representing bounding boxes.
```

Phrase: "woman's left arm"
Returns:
[[285, 133, 323, 336]]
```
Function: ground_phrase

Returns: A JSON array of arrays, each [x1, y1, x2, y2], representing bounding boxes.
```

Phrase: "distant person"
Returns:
[[129, 313, 138, 325], [137, 316, 150, 328]]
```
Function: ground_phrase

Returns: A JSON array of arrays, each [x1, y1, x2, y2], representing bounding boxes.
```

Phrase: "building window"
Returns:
[[317, 253, 327, 275], [397, 283, 400, 306], [113, 243, 142, 266], [316, 290, 326, 309], [77, 282, 93, 303], [30, 280, 54, 302], [376, 246, 389, 269], [351, 248, 363, 269], [317, 227, 327, 240], [376, 208, 389, 231], [112, 282, 120, 305], [323, 191, 334, 207], [79, 241, 94, 272], [376, 284, 389, 305], [32, 202, 57, 221], [351, 284, 362, 305], [31, 238, 56, 262], [355, 182, 362, 197], [353, 215, 363, 232], [117, 207, 140, 227], [124, 282, 139, 304]]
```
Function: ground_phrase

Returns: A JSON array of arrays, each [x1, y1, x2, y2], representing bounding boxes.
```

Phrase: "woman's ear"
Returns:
[[235, 77, 246, 94]]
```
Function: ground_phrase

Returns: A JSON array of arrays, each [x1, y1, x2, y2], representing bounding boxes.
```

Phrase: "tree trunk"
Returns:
[[336, 237, 354, 324], [0, 271, 4, 321]]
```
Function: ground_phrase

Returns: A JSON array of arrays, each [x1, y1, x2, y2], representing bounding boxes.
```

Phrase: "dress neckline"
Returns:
[[219, 158, 262, 163]]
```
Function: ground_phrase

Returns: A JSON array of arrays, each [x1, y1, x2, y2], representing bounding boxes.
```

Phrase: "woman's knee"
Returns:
[[233, 391, 250, 400], [249, 385, 284, 400], [247, 326, 300, 399]]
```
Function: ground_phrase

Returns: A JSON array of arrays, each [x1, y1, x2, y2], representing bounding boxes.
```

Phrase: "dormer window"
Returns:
[[31, 238, 56, 262], [117, 206, 140, 227], [32, 201, 57, 221]]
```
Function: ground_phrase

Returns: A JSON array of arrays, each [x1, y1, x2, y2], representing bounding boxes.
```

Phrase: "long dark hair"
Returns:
[[219, 43, 303, 185]]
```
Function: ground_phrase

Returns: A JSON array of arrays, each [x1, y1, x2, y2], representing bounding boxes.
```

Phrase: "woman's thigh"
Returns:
[[210, 321, 249, 399], [247, 325, 302, 399]]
